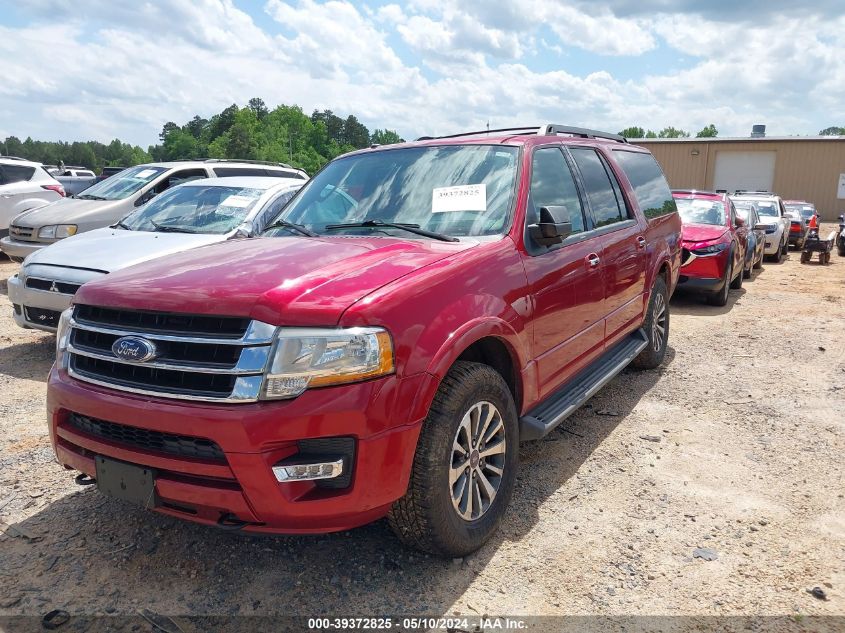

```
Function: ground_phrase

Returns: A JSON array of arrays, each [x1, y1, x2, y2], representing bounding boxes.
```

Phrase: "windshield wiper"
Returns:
[[112, 220, 132, 230], [149, 220, 203, 234], [76, 194, 107, 201], [324, 220, 459, 243], [262, 219, 318, 237]]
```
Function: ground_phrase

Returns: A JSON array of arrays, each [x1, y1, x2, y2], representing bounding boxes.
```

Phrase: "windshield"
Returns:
[[756, 202, 779, 217], [674, 198, 726, 226], [77, 165, 167, 200], [278, 145, 519, 238], [120, 184, 266, 233], [799, 207, 815, 219]]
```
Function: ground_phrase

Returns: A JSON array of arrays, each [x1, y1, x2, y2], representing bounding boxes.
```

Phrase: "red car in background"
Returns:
[[673, 190, 748, 306]]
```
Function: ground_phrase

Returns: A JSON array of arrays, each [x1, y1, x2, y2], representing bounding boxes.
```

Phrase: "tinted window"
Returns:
[[1, 164, 35, 184], [260, 189, 300, 231], [529, 147, 585, 233], [213, 167, 307, 180], [570, 148, 626, 227], [614, 150, 677, 219]]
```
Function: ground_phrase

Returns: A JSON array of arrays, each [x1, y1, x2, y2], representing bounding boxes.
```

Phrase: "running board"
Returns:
[[519, 329, 648, 441]]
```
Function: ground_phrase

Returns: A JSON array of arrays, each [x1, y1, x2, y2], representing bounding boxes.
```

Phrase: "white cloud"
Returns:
[[0, 0, 844, 148]]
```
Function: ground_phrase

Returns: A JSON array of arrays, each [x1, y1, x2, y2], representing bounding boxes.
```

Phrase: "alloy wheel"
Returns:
[[651, 292, 667, 352], [449, 401, 507, 521]]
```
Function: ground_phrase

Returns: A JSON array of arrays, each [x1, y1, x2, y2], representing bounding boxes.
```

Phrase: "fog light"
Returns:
[[272, 458, 344, 482]]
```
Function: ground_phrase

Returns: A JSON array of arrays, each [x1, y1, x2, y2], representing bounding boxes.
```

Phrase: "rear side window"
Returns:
[[614, 151, 677, 219], [213, 167, 307, 180], [0, 164, 36, 184], [529, 147, 586, 233], [570, 148, 628, 227]]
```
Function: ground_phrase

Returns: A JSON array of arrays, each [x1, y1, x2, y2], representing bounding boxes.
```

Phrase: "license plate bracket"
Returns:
[[95, 456, 157, 509]]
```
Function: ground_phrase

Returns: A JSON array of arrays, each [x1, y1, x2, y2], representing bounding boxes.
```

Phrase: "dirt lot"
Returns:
[[0, 236, 843, 626]]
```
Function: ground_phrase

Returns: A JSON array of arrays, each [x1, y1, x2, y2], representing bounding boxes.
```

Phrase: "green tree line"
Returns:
[[618, 124, 718, 139], [1, 97, 404, 175]]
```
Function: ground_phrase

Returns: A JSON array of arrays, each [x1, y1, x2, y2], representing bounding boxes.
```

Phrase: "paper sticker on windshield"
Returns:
[[135, 169, 157, 179], [432, 184, 487, 213], [220, 195, 254, 208]]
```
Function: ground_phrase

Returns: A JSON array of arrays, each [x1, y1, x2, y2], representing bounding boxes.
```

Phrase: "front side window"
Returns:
[[77, 165, 167, 200], [120, 184, 266, 234], [570, 148, 627, 227], [279, 145, 519, 238], [528, 147, 585, 233], [675, 198, 726, 226], [613, 150, 677, 219]]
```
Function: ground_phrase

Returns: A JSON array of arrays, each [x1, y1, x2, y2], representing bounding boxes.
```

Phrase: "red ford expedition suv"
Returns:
[[48, 125, 681, 556]]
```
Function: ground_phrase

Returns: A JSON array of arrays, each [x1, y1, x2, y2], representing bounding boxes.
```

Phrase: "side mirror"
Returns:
[[735, 217, 745, 227], [233, 221, 255, 239], [753, 223, 768, 231], [529, 205, 572, 247], [135, 189, 157, 207]]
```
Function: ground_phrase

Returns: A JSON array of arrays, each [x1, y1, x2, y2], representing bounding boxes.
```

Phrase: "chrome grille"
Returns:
[[9, 224, 35, 242], [65, 305, 276, 402]]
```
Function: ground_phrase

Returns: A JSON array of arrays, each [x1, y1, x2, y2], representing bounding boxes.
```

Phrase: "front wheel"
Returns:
[[707, 258, 732, 307], [753, 249, 764, 269], [632, 276, 669, 369], [838, 241, 845, 257], [388, 361, 519, 557]]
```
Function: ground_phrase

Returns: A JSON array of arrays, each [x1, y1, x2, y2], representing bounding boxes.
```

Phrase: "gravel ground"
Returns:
[[0, 237, 843, 626]]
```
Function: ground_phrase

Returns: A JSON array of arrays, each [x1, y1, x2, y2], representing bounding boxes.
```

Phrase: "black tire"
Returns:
[[781, 238, 788, 256], [632, 276, 669, 370], [730, 258, 744, 289], [753, 249, 763, 270], [707, 259, 731, 307], [388, 361, 519, 557], [838, 242, 845, 257]]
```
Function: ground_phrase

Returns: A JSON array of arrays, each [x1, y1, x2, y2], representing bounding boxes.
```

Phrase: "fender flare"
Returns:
[[408, 317, 528, 423]]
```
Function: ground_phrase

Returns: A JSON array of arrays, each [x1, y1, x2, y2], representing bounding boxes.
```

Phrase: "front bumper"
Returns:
[[678, 247, 728, 293], [0, 236, 46, 259], [763, 232, 782, 254], [47, 367, 427, 533], [7, 274, 73, 332]]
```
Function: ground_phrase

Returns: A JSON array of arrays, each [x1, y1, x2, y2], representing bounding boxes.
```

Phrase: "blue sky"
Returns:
[[1, 0, 844, 147]]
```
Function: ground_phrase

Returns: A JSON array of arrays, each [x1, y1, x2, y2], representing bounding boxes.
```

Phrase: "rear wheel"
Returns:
[[388, 361, 518, 557], [800, 251, 810, 264], [632, 276, 669, 370], [838, 242, 845, 257]]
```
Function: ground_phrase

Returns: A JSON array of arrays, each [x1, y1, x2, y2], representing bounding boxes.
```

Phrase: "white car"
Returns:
[[7, 176, 304, 332], [0, 159, 307, 261], [0, 157, 65, 239], [731, 192, 790, 263]]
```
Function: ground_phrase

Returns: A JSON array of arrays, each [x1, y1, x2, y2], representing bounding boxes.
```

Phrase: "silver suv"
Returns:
[[0, 159, 307, 261], [0, 157, 65, 240]]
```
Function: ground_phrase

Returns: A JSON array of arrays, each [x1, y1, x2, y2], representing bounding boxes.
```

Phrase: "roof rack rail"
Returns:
[[171, 158, 297, 169], [416, 124, 628, 144], [734, 189, 774, 195]]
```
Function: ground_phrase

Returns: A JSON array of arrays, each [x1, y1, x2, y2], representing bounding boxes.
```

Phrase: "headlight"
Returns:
[[262, 327, 394, 400], [691, 242, 728, 255], [55, 308, 74, 365], [38, 224, 78, 239]]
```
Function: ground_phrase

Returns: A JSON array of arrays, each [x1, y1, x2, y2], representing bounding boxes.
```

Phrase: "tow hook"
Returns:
[[216, 513, 262, 531], [74, 473, 96, 486]]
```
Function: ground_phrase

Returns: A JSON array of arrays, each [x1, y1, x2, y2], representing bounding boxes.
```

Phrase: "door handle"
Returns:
[[586, 253, 601, 268], [636, 236, 646, 249]]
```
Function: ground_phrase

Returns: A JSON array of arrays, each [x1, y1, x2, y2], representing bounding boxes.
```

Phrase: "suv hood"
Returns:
[[681, 223, 728, 243], [24, 227, 224, 273], [13, 197, 125, 227], [75, 236, 476, 325]]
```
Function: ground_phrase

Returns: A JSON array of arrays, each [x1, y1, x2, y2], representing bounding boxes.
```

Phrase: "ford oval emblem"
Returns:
[[111, 336, 157, 363]]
